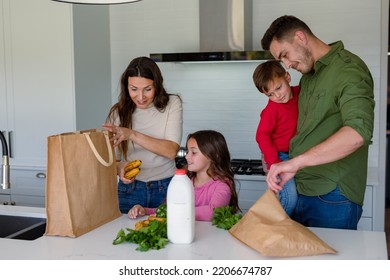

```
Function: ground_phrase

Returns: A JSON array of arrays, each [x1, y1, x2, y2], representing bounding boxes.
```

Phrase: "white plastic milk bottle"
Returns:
[[167, 169, 195, 244]]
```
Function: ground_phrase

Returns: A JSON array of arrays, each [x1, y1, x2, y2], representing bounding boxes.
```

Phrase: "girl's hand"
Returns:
[[128, 205, 147, 219]]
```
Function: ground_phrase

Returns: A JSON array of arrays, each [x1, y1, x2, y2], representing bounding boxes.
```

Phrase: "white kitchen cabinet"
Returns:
[[0, 2, 9, 153], [1, 0, 75, 167], [235, 175, 267, 213], [0, 0, 112, 206], [1, 0, 112, 167], [0, 2, 6, 133], [236, 176, 375, 231], [358, 185, 374, 231], [0, 193, 11, 205], [10, 168, 46, 207]]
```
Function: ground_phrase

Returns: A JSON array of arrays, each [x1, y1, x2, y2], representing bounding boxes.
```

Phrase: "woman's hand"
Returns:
[[117, 161, 136, 184], [102, 123, 132, 147], [102, 122, 179, 160], [128, 204, 147, 219]]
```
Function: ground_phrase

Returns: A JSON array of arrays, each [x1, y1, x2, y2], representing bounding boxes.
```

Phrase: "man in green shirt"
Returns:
[[261, 15, 374, 230]]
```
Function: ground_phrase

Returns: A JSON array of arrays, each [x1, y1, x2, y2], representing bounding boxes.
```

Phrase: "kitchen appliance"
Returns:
[[150, 0, 272, 62], [231, 159, 265, 176]]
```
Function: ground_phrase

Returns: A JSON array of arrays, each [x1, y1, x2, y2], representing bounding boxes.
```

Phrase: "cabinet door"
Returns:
[[0, 194, 11, 206], [0, 1, 7, 131], [357, 185, 373, 231], [10, 168, 46, 207], [3, 0, 75, 167], [236, 178, 267, 213]]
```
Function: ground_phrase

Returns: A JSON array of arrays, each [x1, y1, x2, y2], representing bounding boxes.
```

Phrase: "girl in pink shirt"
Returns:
[[128, 130, 240, 221]]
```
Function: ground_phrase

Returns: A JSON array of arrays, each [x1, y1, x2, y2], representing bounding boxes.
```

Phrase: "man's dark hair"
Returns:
[[261, 15, 313, 50]]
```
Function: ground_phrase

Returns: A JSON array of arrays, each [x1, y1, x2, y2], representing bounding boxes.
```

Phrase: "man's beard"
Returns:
[[295, 45, 314, 74]]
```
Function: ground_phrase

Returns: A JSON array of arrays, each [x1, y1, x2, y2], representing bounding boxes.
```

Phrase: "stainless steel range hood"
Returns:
[[150, 0, 271, 62]]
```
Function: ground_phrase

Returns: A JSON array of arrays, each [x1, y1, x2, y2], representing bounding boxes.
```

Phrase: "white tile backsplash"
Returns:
[[158, 61, 301, 159]]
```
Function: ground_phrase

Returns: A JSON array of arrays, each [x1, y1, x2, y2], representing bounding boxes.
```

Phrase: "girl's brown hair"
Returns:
[[186, 130, 240, 213]]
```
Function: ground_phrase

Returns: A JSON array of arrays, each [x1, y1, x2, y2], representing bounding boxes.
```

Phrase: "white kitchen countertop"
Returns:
[[0, 205, 387, 260]]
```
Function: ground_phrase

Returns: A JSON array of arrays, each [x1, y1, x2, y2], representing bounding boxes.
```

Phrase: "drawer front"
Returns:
[[10, 194, 45, 208], [10, 168, 46, 196], [0, 194, 11, 205]]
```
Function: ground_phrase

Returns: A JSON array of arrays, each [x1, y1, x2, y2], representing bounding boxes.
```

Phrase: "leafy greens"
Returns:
[[212, 206, 242, 230], [113, 203, 169, 252], [113, 219, 168, 252]]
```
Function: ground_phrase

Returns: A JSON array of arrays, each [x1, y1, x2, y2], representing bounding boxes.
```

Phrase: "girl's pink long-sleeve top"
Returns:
[[193, 178, 231, 221]]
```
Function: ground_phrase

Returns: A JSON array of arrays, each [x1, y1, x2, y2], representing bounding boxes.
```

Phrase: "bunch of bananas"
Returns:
[[124, 159, 142, 180]]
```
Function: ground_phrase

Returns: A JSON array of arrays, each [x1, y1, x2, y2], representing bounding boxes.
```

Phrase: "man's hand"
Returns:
[[266, 159, 298, 192]]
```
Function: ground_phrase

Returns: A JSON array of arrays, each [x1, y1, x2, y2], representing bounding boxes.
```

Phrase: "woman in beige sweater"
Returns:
[[103, 56, 183, 213]]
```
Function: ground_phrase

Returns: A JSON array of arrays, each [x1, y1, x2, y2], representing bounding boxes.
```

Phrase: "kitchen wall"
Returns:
[[109, 0, 387, 167]]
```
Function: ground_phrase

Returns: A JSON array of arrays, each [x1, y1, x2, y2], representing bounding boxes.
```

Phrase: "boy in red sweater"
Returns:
[[253, 60, 299, 216]]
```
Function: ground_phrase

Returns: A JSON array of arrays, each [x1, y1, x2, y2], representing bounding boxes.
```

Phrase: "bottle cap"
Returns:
[[175, 169, 187, 175]]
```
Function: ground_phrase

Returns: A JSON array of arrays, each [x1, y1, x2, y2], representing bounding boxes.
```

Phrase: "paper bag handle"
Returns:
[[84, 132, 114, 167]]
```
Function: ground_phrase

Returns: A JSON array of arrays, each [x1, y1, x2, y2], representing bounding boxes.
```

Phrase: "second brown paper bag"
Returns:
[[229, 189, 337, 257]]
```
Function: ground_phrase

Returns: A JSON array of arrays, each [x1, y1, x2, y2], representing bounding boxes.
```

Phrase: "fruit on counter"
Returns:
[[124, 167, 140, 180], [212, 206, 242, 230], [134, 216, 166, 230], [124, 159, 142, 172]]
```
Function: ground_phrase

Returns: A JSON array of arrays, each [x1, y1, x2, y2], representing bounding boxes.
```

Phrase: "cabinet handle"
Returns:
[[36, 172, 46, 179]]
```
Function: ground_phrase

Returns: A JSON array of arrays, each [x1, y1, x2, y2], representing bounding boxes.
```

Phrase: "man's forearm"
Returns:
[[292, 126, 364, 171]]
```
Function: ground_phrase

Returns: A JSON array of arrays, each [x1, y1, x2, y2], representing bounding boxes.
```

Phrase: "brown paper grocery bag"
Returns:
[[229, 189, 337, 257], [45, 129, 121, 237]]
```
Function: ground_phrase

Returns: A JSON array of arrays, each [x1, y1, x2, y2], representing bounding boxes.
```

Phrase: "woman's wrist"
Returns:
[[128, 129, 135, 142]]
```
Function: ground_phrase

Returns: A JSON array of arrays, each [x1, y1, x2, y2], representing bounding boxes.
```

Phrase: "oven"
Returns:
[[231, 159, 265, 176]]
